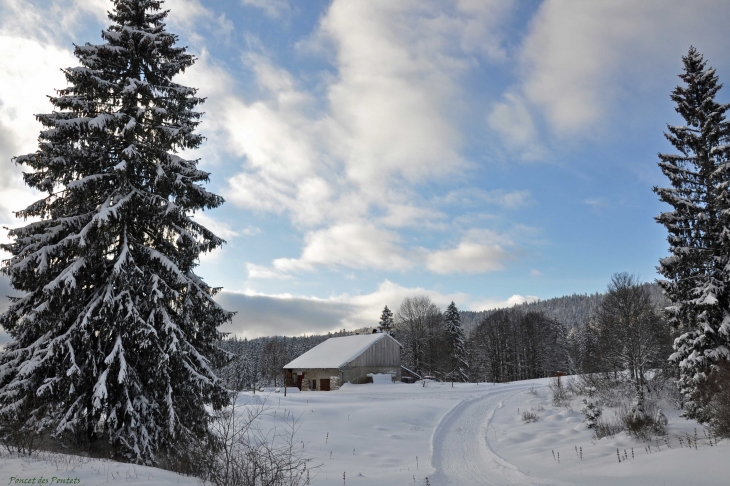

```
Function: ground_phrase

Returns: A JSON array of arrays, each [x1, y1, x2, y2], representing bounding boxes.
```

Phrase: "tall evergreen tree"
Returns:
[[654, 47, 730, 422], [444, 301, 469, 382], [378, 305, 394, 334], [0, 0, 230, 463]]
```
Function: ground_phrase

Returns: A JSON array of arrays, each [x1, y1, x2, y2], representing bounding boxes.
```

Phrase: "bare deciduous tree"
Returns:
[[596, 273, 670, 405], [261, 338, 290, 387], [395, 296, 442, 376]]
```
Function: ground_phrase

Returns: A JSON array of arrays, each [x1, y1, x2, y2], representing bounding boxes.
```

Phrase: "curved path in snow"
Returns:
[[430, 383, 568, 486]]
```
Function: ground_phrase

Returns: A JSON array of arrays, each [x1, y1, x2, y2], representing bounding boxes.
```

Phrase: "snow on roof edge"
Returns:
[[283, 333, 400, 370]]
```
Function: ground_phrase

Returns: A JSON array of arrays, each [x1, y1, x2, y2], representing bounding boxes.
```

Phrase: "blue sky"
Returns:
[[1, 0, 730, 339]]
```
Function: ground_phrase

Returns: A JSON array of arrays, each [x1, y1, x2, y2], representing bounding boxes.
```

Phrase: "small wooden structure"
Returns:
[[283, 333, 402, 391], [400, 365, 421, 383]]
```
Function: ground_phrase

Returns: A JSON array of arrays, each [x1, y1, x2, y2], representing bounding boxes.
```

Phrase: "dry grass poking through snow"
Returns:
[[488, 375, 730, 486], [521, 409, 541, 423]]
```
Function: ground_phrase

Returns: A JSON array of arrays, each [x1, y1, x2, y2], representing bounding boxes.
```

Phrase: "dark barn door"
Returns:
[[320, 378, 331, 391]]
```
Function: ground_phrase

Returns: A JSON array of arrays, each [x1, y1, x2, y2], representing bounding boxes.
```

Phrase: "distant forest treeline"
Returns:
[[216, 282, 670, 388], [461, 282, 665, 335]]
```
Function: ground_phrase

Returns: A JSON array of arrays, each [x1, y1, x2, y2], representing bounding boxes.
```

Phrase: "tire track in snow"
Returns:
[[430, 384, 570, 486]]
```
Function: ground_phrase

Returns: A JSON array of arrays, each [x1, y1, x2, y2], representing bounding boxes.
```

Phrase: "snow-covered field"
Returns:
[[0, 450, 198, 485], [2, 379, 728, 485]]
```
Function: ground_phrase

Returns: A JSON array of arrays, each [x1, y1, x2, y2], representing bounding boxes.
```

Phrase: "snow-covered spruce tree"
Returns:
[[378, 305, 394, 334], [580, 386, 602, 429], [444, 302, 469, 382], [0, 0, 231, 463], [654, 47, 730, 422]]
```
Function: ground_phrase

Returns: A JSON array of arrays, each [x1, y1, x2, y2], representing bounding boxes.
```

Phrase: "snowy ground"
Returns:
[[1, 379, 728, 485], [0, 450, 198, 485]]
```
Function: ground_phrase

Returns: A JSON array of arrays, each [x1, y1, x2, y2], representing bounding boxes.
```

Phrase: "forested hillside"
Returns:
[[461, 283, 665, 335]]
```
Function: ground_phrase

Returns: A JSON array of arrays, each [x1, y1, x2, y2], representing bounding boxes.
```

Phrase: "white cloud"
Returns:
[[426, 228, 515, 274], [455, 0, 514, 60], [427, 242, 510, 275], [216, 279, 470, 338], [191, 0, 528, 275], [0, 32, 76, 250], [469, 294, 539, 312], [241, 0, 290, 19], [213, 279, 543, 339], [246, 263, 292, 280], [250, 224, 527, 276], [192, 212, 238, 240], [378, 202, 448, 229], [240, 226, 262, 236], [215, 289, 355, 338], [0, 0, 534, 285], [501, 0, 730, 143], [273, 223, 414, 273], [583, 197, 611, 209], [439, 188, 532, 209], [204, 1, 516, 225], [320, 0, 470, 187], [165, 0, 214, 29], [487, 92, 545, 160], [0, 0, 108, 43]]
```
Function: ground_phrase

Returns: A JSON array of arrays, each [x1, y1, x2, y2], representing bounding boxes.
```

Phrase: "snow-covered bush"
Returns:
[[549, 376, 570, 407], [617, 400, 666, 440], [575, 372, 635, 407], [521, 409, 540, 423], [565, 376, 584, 396], [580, 387, 602, 429], [592, 418, 624, 440]]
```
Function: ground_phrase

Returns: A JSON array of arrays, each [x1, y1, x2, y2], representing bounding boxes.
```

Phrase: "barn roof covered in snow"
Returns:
[[283, 333, 401, 369]]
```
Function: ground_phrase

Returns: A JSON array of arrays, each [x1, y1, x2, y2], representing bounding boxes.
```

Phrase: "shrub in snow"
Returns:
[[592, 418, 624, 440], [521, 409, 540, 423], [580, 387, 602, 429], [618, 400, 666, 440], [549, 376, 570, 407], [577, 371, 636, 407], [631, 384, 646, 422], [200, 393, 312, 486]]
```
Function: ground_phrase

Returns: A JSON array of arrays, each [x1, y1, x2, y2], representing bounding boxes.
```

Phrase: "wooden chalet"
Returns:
[[283, 333, 402, 391]]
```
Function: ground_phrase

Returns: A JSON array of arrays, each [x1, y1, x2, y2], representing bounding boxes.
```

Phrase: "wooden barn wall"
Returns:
[[348, 337, 400, 368]]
